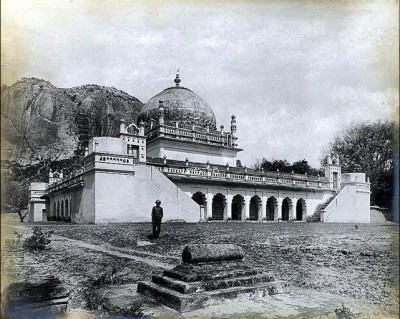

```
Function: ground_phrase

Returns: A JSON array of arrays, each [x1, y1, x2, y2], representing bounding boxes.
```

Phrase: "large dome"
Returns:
[[138, 75, 217, 130]]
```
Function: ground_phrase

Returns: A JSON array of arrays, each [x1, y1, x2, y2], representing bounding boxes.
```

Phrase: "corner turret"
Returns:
[[324, 154, 342, 190], [230, 115, 237, 134]]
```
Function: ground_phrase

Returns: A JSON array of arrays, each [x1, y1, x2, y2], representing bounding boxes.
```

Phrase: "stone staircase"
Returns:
[[311, 195, 336, 222]]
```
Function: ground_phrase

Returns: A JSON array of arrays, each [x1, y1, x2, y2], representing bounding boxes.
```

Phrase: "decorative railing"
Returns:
[[153, 164, 330, 189], [145, 124, 238, 149], [46, 154, 138, 194], [98, 155, 138, 165], [46, 174, 84, 194], [30, 190, 45, 196]]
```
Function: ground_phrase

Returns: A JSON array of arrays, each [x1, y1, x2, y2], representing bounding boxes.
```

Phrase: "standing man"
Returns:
[[151, 200, 163, 239]]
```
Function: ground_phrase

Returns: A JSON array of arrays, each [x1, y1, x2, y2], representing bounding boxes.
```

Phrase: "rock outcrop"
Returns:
[[1, 77, 143, 164]]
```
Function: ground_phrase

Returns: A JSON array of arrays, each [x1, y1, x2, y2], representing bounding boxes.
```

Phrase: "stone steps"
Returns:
[[152, 271, 275, 294], [163, 266, 259, 283], [311, 195, 336, 221], [311, 212, 321, 222], [137, 279, 287, 312], [152, 274, 193, 294], [137, 244, 288, 312]]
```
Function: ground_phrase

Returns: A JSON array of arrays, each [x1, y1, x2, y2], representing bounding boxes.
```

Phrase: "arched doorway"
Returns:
[[65, 199, 69, 222], [231, 194, 244, 220], [212, 193, 226, 220], [53, 202, 56, 220], [56, 201, 60, 221], [61, 200, 64, 221], [250, 195, 261, 221], [266, 197, 277, 220], [192, 192, 207, 219], [282, 198, 291, 221], [192, 192, 206, 206], [296, 198, 306, 221]]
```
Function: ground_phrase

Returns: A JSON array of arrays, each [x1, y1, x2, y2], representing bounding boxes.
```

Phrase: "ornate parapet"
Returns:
[[150, 161, 330, 190], [145, 124, 239, 149], [45, 174, 84, 194]]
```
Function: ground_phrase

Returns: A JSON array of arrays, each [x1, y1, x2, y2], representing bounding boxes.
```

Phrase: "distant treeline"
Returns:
[[253, 159, 323, 176]]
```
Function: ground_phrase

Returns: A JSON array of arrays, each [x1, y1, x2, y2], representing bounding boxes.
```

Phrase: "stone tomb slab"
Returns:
[[137, 244, 288, 312], [3, 275, 70, 318]]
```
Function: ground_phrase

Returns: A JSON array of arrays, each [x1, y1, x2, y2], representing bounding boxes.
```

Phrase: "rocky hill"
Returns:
[[1, 78, 143, 165]]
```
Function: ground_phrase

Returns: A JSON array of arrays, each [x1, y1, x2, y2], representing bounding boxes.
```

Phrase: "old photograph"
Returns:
[[1, 0, 399, 318]]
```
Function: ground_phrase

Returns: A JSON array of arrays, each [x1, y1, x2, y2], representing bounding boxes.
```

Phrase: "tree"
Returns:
[[254, 158, 322, 175], [1, 156, 83, 221], [324, 121, 394, 207], [292, 159, 322, 175], [1, 180, 29, 222], [254, 159, 291, 172]]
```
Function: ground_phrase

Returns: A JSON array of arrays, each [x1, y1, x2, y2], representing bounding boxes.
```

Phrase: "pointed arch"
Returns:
[[250, 195, 261, 221], [56, 201, 60, 221], [65, 199, 69, 222], [53, 202, 56, 219], [232, 194, 245, 220], [266, 196, 278, 221], [212, 193, 226, 220], [192, 192, 206, 206], [126, 123, 139, 134], [61, 199, 64, 220], [296, 198, 306, 221], [282, 197, 292, 221]]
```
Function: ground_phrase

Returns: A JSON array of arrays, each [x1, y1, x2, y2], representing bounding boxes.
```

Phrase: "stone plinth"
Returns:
[[4, 276, 70, 318], [137, 244, 287, 312]]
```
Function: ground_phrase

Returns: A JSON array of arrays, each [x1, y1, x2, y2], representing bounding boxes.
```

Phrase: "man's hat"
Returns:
[[155, 199, 161, 204]]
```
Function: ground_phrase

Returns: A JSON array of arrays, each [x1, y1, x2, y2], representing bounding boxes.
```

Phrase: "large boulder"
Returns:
[[1, 78, 143, 165]]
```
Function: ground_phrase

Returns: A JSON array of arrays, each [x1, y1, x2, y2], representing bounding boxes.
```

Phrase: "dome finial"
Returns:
[[174, 69, 181, 86]]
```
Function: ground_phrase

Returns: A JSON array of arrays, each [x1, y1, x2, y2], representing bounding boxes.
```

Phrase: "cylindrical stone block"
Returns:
[[182, 244, 244, 263]]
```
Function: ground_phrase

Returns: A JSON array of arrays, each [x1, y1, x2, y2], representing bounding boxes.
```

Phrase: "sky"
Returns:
[[1, 0, 398, 167]]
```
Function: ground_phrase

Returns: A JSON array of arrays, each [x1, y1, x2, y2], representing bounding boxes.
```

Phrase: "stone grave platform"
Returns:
[[3, 275, 70, 318], [137, 244, 287, 312]]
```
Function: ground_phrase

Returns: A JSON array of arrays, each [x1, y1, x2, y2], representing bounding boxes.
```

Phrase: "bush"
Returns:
[[207, 217, 212, 222], [335, 304, 355, 319], [89, 266, 122, 287], [226, 218, 232, 223], [82, 265, 127, 310], [245, 218, 250, 222], [23, 227, 53, 252]]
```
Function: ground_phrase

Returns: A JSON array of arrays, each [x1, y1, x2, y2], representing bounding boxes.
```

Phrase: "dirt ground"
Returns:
[[1, 215, 399, 318]]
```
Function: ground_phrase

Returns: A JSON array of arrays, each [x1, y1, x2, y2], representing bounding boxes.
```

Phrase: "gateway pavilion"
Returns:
[[28, 74, 371, 224]]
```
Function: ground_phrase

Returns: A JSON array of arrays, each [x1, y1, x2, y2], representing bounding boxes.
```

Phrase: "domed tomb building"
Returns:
[[137, 74, 241, 166], [30, 73, 371, 224]]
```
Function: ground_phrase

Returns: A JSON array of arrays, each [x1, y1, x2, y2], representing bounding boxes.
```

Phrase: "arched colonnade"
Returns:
[[50, 196, 72, 222], [190, 191, 307, 221]]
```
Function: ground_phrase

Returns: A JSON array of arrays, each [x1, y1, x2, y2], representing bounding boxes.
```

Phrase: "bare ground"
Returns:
[[1, 215, 399, 318]]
